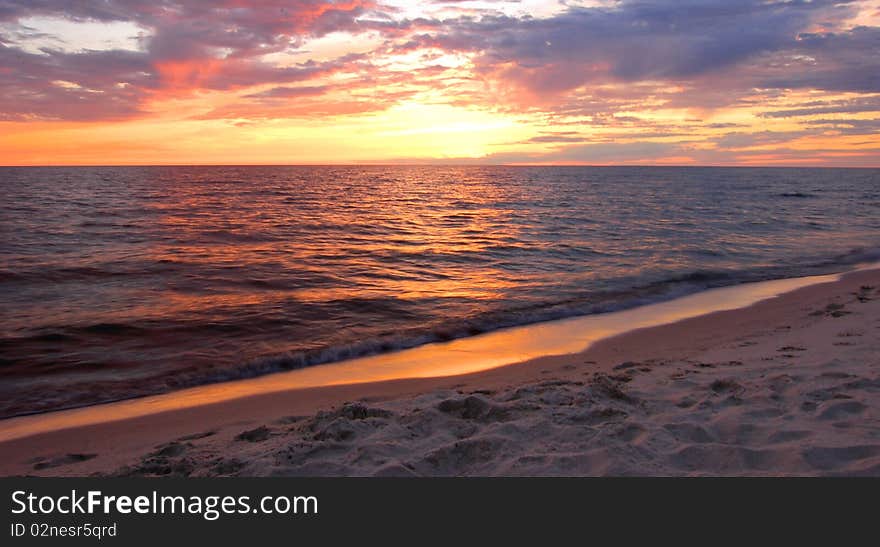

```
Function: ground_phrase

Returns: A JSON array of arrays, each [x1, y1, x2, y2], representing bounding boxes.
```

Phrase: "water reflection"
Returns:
[[1, 165, 878, 416]]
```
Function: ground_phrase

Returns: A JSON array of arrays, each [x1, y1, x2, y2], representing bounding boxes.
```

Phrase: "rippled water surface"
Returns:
[[1, 166, 878, 416]]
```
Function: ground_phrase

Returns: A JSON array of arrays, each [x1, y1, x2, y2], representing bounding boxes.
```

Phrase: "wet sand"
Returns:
[[1, 267, 878, 476]]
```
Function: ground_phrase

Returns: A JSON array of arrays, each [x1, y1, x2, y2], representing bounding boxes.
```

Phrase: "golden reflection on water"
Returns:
[[5, 166, 878, 420], [143, 167, 534, 318]]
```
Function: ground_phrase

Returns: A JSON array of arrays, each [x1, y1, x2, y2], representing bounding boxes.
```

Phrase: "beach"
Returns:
[[4, 5, 880, 540], [4, 166, 879, 420], [1, 265, 877, 477]]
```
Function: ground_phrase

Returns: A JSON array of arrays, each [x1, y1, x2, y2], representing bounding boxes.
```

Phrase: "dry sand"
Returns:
[[2, 268, 879, 476]]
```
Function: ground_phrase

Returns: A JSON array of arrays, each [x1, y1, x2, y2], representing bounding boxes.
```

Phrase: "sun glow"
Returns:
[[1, 1, 878, 166]]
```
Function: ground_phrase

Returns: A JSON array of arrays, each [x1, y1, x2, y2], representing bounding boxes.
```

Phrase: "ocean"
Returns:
[[1, 165, 878, 417]]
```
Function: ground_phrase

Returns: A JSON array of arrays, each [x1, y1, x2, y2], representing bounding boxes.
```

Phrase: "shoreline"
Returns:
[[8, 255, 876, 422], [0, 269, 852, 440], [1, 265, 878, 476]]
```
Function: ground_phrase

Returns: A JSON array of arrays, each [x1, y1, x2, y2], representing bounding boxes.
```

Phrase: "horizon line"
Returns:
[[2, 163, 879, 169]]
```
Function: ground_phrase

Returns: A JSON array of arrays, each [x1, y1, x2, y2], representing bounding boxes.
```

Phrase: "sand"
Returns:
[[1, 267, 878, 476]]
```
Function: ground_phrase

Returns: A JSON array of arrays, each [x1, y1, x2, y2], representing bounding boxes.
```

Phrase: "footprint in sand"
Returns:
[[818, 372, 854, 379], [710, 378, 743, 394], [767, 430, 812, 444], [817, 400, 867, 420], [152, 442, 189, 457], [853, 286, 875, 303], [32, 453, 97, 470], [663, 423, 715, 443], [802, 445, 880, 471], [176, 430, 216, 441], [236, 426, 272, 442], [810, 302, 851, 318]]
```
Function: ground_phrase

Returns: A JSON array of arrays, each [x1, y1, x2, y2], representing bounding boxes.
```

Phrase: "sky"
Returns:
[[1, 0, 879, 166]]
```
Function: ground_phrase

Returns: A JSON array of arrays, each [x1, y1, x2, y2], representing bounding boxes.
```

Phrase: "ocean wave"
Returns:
[[778, 192, 818, 198], [174, 246, 880, 387], [4, 165, 879, 417]]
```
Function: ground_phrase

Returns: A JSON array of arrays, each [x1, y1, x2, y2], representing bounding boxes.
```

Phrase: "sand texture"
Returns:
[[2, 268, 879, 476]]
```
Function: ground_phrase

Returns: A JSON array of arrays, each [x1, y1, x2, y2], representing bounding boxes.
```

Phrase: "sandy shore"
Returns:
[[1, 267, 878, 476]]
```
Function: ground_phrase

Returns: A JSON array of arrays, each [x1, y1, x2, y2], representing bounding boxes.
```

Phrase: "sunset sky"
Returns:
[[1, 0, 879, 166]]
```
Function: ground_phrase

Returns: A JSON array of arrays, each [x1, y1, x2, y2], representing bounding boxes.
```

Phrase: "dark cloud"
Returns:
[[401, 0, 878, 119], [0, 1, 376, 120], [0, 0, 878, 128], [421, 1, 857, 92], [525, 133, 587, 143], [706, 123, 748, 129], [484, 141, 690, 164], [750, 26, 880, 93], [714, 130, 810, 150], [0, 41, 153, 121], [760, 96, 880, 118], [244, 85, 331, 99]]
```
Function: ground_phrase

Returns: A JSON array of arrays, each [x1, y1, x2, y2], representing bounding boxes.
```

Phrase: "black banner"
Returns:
[[2, 478, 876, 544]]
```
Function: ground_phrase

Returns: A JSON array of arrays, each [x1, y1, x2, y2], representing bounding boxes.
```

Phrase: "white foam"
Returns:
[[0, 268, 854, 442]]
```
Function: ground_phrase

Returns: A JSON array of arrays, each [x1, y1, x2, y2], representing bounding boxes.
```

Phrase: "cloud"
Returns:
[[0, 1, 378, 120], [244, 85, 332, 99], [751, 26, 880, 93], [0, 41, 153, 121], [480, 141, 690, 164], [0, 0, 878, 169], [400, 0, 877, 115], [760, 96, 880, 118], [428, 2, 845, 85], [524, 132, 587, 143]]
